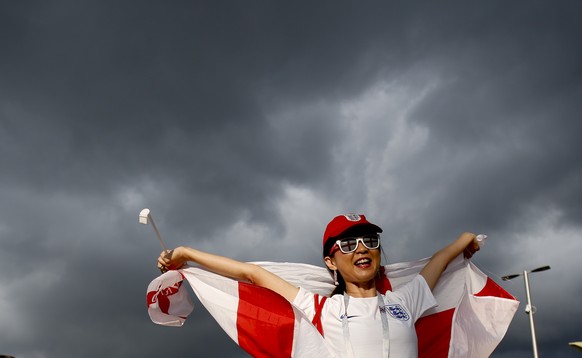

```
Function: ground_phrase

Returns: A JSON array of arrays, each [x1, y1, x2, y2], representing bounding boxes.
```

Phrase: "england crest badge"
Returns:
[[344, 213, 361, 222], [382, 304, 410, 321]]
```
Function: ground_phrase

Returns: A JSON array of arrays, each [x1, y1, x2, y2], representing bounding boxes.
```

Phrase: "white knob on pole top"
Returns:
[[139, 208, 151, 224], [476, 234, 487, 247]]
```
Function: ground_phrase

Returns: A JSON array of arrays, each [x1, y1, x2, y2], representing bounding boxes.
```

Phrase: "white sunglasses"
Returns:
[[332, 234, 381, 254]]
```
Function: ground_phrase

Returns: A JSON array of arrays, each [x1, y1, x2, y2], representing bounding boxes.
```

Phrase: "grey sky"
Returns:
[[1, 1, 581, 357]]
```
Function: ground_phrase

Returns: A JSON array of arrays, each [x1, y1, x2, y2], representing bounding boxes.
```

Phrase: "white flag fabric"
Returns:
[[146, 256, 518, 357]]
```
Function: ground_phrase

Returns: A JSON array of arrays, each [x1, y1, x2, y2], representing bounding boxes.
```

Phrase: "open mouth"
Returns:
[[354, 258, 372, 268]]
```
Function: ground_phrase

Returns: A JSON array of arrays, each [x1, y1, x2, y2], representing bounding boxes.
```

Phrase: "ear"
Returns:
[[324, 256, 337, 271]]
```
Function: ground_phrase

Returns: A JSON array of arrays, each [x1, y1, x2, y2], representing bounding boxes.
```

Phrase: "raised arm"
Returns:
[[158, 246, 300, 302], [420, 232, 480, 291]]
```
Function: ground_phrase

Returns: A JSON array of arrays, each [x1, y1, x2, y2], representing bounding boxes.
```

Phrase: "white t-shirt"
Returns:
[[292, 275, 437, 358]]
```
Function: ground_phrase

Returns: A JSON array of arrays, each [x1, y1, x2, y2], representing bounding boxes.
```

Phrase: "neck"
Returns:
[[344, 281, 377, 298]]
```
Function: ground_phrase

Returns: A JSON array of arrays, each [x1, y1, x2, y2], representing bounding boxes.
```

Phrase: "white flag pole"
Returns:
[[139, 208, 169, 252]]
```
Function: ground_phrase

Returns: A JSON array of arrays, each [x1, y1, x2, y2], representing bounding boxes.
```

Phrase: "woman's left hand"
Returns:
[[463, 233, 480, 259]]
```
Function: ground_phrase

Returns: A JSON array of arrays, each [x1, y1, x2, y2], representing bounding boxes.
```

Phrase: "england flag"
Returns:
[[146, 256, 518, 357]]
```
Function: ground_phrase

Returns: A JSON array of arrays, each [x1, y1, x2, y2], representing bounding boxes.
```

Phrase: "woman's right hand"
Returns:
[[157, 246, 188, 272]]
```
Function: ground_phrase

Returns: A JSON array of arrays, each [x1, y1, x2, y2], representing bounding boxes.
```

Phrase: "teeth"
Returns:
[[355, 258, 371, 265]]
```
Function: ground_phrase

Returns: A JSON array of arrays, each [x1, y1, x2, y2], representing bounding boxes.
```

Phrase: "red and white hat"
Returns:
[[322, 213, 383, 248]]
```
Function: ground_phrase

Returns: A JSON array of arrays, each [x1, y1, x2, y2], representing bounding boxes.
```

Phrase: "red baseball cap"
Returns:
[[322, 214, 383, 248]]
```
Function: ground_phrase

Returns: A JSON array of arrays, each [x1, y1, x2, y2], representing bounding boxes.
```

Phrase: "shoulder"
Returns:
[[390, 275, 431, 295], [292, 288, 344, 317], [293, 287, 315, 306], [384, 275, 437, 321], [384, 275, 434, 306]]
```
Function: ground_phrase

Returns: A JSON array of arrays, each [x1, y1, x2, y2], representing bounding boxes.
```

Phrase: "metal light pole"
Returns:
[[502, 265, 551, 358]]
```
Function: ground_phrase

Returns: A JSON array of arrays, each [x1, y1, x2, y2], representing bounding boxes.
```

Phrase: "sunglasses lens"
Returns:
[[363, 235, 380, 249], [339, 238, 358, 253]]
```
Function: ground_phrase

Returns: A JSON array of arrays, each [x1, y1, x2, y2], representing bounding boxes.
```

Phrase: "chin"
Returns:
[[353, 268, 378, 282]]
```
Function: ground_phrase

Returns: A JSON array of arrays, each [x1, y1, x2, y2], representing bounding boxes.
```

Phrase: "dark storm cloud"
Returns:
[[1, 1, 581, 357], [2, 1, 373, 231]]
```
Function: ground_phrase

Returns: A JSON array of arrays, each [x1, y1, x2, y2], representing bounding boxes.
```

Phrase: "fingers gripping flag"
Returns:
[[146, 256, 518, 357]]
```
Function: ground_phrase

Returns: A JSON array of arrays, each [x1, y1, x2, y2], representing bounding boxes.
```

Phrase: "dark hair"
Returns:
[[322, 237, 337, 258], [330, 269, 346, 296]]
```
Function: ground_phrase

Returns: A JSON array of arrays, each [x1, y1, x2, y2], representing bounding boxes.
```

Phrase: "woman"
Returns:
[[157, 214, 480, 357]]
